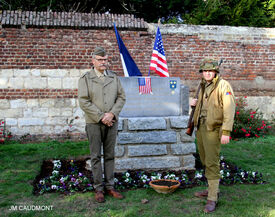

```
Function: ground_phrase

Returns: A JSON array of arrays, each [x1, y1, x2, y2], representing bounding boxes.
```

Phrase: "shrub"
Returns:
[[232, 96, 272, 139], [0, 119, 12, 144]]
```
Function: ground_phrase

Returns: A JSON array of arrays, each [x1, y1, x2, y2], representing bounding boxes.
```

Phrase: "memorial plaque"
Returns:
[[119, 77, 188, 117]]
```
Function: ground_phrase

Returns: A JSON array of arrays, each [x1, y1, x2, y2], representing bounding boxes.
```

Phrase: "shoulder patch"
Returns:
[[226, 89, 232, 95]]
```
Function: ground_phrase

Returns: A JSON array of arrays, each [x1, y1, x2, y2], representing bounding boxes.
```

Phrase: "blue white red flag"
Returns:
[[138, 77, 152, 94], [114, 23, 142, 77], [149, 27, 169, 77]]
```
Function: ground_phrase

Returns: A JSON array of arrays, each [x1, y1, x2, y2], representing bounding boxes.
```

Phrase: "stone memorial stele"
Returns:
[[111, 76, 195, 172]]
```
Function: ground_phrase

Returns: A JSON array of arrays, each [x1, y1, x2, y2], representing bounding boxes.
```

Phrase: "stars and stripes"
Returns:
[[138, 77, 152, 94], [149, 27, 169, 77]]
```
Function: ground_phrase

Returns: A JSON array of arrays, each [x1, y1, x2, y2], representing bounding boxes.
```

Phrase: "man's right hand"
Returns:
[[101, 113, 115, 127], [190, 99, 198, 107]]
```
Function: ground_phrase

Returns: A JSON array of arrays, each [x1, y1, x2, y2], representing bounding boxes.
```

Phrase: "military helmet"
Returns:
[[199, 59, 219, 73]]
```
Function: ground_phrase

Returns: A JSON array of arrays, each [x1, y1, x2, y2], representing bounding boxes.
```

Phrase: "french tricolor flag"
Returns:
[[114, 23, 142, 77]]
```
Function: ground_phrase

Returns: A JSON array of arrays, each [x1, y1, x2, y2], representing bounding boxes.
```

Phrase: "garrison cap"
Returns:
[[93, 46, 106, 57], [199, 59, 219, 73]]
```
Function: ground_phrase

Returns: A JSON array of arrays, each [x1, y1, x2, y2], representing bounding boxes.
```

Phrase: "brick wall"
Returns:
[[0, 10, 274, 138]]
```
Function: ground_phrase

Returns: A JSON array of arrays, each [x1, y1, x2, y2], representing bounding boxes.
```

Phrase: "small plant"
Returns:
[[232, 96, 272, 139], [0, 119, 12, 144], [66, 116, 80, 139], [37, 160, 93, 194]]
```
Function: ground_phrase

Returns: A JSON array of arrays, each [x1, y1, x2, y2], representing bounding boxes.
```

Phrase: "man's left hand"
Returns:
[[101, 112, 115, 126], [221, 135, 230, 144]]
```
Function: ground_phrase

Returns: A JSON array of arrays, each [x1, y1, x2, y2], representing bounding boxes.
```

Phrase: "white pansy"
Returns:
[[195, 173, 202, 179], [151, 176, 157, 180], [51, 185, 57, 189], [52, 170, 59, 175]]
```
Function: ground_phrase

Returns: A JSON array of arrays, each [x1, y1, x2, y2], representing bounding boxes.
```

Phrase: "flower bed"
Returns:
[[33, 155, 265, 195]]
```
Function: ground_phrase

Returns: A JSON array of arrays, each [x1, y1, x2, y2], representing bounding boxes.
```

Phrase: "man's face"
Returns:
[[92, 55, 108, 72], [202, 70, 216, 82]]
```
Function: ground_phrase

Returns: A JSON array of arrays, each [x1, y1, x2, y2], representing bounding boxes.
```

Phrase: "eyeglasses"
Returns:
[[95, 58, 108, 62]]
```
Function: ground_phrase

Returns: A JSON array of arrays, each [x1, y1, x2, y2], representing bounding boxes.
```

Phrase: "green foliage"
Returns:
[[232, 96, 272, 139], [181, 0, 274, 27], [1, 0, 274, 27]]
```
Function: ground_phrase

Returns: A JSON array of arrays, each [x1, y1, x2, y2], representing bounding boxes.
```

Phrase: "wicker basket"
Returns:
[[149, 179, 180, 194]]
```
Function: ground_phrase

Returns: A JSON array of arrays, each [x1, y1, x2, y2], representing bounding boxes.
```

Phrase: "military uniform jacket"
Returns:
[[78, 68, 126, 124], [193, 75, 236, 133]]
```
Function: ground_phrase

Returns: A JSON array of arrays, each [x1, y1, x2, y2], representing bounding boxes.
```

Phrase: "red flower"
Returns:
[[255, 134, 260, 138], [267, 126, 272, 129], [263, 124, 266, 127], [245, 133, 250, 137], [257, 128, 261, 131], [1, 121, 4, 124], [250, 115, 254, 119], [244, 96, 247, 98], [236, 111, 240, 115], [248, 118, 250, 121], [229, 136, 232, 140], [242, 128, 246, 133]]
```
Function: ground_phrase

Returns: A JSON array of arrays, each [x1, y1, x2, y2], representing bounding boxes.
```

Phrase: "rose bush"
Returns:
[[232, 96, 272, 139]]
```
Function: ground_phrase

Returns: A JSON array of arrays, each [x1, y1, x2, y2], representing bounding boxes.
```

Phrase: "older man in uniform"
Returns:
[[78, 47, 126, 203], [191, 59, 235, 213]]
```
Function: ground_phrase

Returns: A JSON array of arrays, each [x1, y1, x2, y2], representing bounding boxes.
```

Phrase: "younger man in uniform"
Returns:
[[191, 59, 235, 213]]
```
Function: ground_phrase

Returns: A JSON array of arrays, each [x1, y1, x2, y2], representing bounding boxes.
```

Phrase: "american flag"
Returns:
[[149, 27, 169, 77], [138, 77, 152, 94]]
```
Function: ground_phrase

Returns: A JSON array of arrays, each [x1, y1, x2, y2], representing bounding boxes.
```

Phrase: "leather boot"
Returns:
[[106, 189, 124, 199], [95, 190, 105, 203], [204, 200, 216, 213], [194, 190, 208, 198]]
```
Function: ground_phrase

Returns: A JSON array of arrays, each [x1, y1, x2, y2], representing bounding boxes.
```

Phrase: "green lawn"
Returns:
[[0, 136, 275, 217]]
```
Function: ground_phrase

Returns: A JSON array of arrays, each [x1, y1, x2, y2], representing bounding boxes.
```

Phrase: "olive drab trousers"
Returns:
[[196, 120, 221, 181], [86, 121, 118, 191]]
